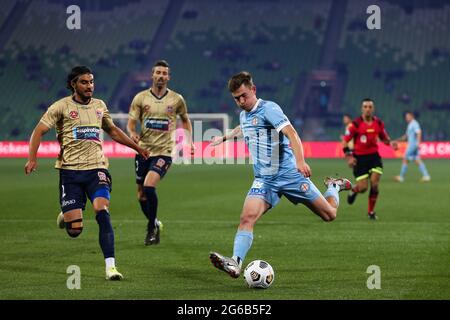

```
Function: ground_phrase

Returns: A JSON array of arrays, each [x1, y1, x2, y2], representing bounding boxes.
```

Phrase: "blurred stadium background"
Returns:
[[1, 0, 449, 142]]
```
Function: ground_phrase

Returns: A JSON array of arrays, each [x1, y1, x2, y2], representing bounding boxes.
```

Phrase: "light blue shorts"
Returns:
[[405, 145, 420, 161], [246, 172, 321, 208]]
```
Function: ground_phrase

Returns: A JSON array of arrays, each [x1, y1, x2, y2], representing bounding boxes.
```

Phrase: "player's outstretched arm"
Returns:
[[25, 122, 50, 174], [105, 124, 149, 159], [381, 134, 398, 150], [210, 125, 243, 146], [281, 124, 311, 177], [395, 134, 407, 142], [378, 123, 398, 149]]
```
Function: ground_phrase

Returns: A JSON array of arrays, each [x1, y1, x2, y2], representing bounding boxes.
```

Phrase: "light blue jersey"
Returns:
[[407, 119, 420, 146], [405, 119, 421, 160], [240, 99, 295, 178], [240, 99, 321, 208]]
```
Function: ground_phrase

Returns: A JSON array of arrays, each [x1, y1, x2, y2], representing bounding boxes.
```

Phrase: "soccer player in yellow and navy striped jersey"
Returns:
[[25, 66, 149, 280], [127, 60, 195, 246]]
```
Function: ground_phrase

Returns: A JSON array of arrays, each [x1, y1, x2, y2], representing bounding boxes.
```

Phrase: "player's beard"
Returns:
[[75, 88, 93, 103]]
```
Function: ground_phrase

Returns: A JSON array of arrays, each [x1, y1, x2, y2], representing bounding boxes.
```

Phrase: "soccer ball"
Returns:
[[243, 260, 275, 289]]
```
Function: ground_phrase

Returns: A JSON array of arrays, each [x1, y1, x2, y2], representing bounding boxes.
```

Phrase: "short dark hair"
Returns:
[[404, 110, 415, 117], [361, 98, 374, 104], [343, 113, 352, 119], [228, 71, 254, 93], [67, 66, 92, 92], [153, 60, 170, 70]]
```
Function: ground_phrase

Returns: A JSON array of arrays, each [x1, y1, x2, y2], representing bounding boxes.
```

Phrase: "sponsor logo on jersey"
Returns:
[[96, 109, 103, 119], [72, 126, 101, 141], [144, 105, 151, 112], [144, 118, 169, 131], [69, 111, 79, 119]]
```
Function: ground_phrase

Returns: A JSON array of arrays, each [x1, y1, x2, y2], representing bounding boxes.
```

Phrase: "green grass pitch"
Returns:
[[0, 158, 449, 299]]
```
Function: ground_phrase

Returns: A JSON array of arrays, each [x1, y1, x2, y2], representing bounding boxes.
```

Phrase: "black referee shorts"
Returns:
[[353, 152, 383, 181]]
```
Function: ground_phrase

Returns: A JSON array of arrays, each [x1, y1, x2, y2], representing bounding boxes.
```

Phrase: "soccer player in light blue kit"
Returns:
[[394, 111, 430, 182], [209, 72, 352, 278]]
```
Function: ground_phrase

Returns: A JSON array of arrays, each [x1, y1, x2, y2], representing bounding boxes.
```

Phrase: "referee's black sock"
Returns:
[[143, 186, 158, 231]]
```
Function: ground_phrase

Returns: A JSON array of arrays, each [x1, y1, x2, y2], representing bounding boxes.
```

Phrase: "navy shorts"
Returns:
[[135, 155, 172, 184], [59, 169, 112, 213]]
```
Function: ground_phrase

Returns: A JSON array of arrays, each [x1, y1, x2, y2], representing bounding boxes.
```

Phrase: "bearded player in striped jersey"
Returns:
[[25, 66, 149, 280], [342, 98, 398, 220]]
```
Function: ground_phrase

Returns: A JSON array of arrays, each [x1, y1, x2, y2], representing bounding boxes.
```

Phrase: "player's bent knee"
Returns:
[[93, 198, 110, 212], [319, 207, 336, 222], [323, 211, 336, 222], [66, 228, 83, 238], [240, 212, 258, 228], [327, 211, 337, 221], [65, 219, 83, 238]]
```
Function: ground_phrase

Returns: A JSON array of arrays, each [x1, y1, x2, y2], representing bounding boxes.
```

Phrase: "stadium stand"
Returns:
[[337, 0, 450, 139], [0, 0, 167, 140]]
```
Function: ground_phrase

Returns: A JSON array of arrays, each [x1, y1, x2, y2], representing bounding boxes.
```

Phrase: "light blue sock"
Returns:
[[400, 163, 408, 178], [323, 185, 339, 207], [232, 230, 253, 264], [419, 162, 430, 177]]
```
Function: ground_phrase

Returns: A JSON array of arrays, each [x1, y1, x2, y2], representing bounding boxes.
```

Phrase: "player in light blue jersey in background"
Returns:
[[209, 71, 352, 279], [394, 111, 430, 182]]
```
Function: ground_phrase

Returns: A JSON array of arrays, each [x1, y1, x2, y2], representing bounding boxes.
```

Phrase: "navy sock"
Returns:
[[139, 200, 149, 219], [143, 186, 158, 231], [95, 210, 115, 259]]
